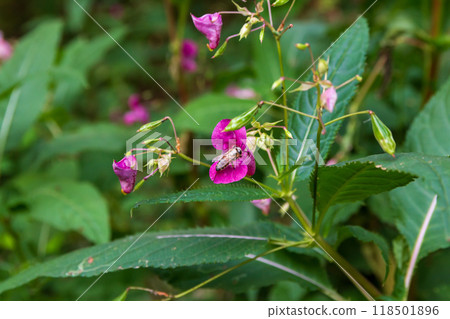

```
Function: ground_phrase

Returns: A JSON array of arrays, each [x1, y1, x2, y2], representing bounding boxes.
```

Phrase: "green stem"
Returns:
[[287, 198, 381, 300], [323, 110, 371, 127], [311, 86, 323, 229], [261, 101, 318, 119], [286, 196, 312, 232], [275, 38, 290, 182]]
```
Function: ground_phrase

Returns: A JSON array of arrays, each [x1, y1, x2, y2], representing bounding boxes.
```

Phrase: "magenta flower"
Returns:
[[320, 86, 337, 112], [181, 39, 198, 73], [251, 199, 271, 215], [112, 155, 138, 194], [191, 13, 223, 50], [225, 85, 257, 100], [210, 119, 255, 184], [0, 32, 13, 61], [123, 94, 150, 125]]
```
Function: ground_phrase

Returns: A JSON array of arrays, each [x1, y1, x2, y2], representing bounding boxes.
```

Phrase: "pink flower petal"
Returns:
[[182, 39, 198, 59], [211, 119, 247, 151], [181, 58, 197, 73], [321, 86, 337, 112], [191, 13, 222, 50], [113, 155, 138, 194], [128, 94, 141, 110], [0, 33, 13, 61], [209, 161, 248, 184], [251, 198, 271, 215]]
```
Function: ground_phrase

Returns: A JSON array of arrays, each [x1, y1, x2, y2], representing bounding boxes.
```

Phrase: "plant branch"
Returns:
[[323, 110, 371, 127], [260, 101, 318, 119], [287, 197, 381, 300]]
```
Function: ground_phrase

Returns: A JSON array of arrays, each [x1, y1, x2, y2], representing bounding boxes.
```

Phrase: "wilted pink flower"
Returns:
[[123, 94, 149, 125], [251, 198, 271, 215], [320, 86, 337, 112], [209, 119, 255, 184], [181, 39, 198, 73], [191, 13, 223, 50], [113, 155, 138, 194], [225, 85, 257, 100], [0, 32, 13, 61]]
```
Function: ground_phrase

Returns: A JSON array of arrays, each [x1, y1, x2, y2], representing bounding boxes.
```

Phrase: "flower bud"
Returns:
[[283, 128, 293, 139], [259, 26, 265, 43], [356, 75, 363, 82], [232, 0, 251, 15], [141, 138, 160, 146], [272, 0, 291, 7], [318, 58, 328, 78], [239, 17, 258, 41], [271, 77, 284, 91], [295, 43, 309, 50], [212, 40, 228, 59], [223, 105, 259, 132], [158, 153, 172, 176], [260, 120, 283, 130], [290, 81, 316, 93], [370, 112, 396, 157], [256, 132, 274, 151], [137, 118, 167, 132]]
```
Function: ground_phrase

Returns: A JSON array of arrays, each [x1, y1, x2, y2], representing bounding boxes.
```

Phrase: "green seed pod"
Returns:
[[223, 105, 259, 132], [137, 118, 167, 132], [370, 112, 396, 157], [212, 41, 228, 59], [259, 26, 265, 43], [272, 0, 291, 7], [318, 59, 328, 78], [295, 43, 309, 50]]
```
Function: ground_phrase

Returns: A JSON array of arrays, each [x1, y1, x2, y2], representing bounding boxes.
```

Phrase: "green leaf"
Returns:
[[173, 93, 255, 135], [289, 18, 369, 179], [53, 28, 127, 110], [269, 281, 307, 301], [0, 223, 300, 295], [337, 225, 390, 279], [161, 250, 338, 299], [133, 185, 274, 211], [27, 123, 132, 167], [405, 77, 450, 156], [314, 161, 415, 215], [23, 180, 110, 244], [360, 153, 450, 260], [0, 20, 63, 150]]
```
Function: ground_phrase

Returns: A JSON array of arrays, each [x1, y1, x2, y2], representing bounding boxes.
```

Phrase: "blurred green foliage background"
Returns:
[[0, 0, 448, 300]]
